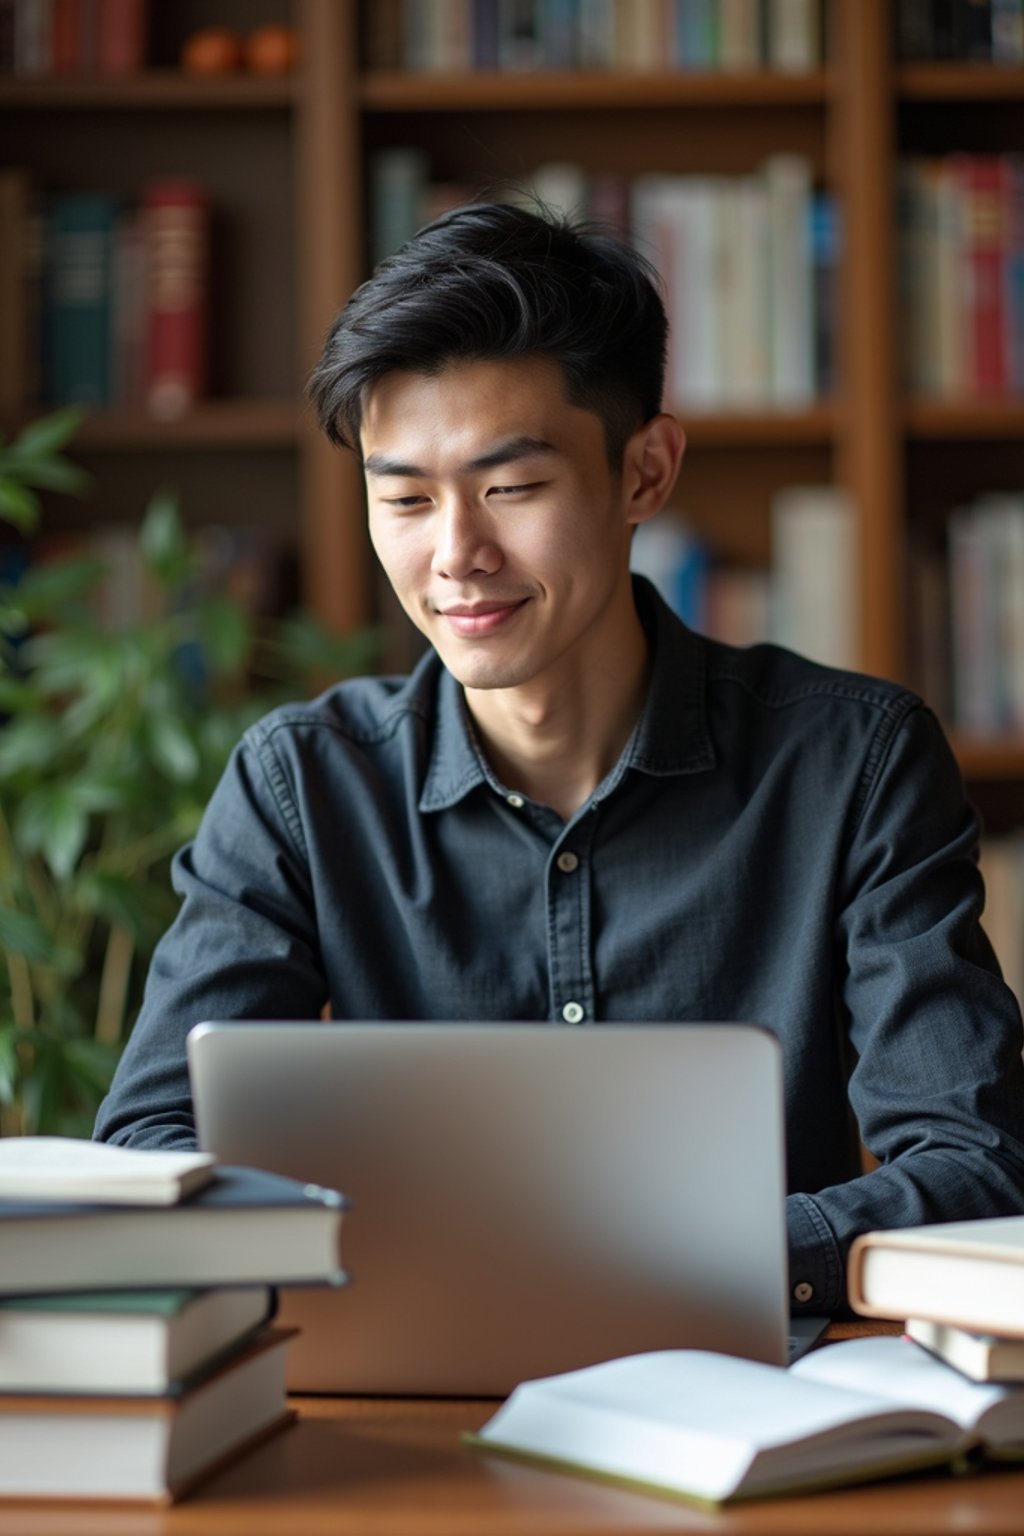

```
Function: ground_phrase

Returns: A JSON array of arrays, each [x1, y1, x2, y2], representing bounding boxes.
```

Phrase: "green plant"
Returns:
[[0, 411, 379, 1137]]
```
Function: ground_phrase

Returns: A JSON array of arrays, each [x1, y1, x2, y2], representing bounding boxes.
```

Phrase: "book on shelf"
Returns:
[[0, 1163, 348, 1294], [42, 192, 119, 408], [895, 0, 1024, 63], [946, 493, 1024, 736], [907, 1318, 1024, 1384], [979, 833, 1024, 1005], [0, 167, 29, 411], [770, 484, 857, 671], [0, 1326, 294, 1505], [0, 1285, 274, 1395], [143, 179, 209, 421], [898, 154, 1024, 398], [0, 1136, 215, 1204], [368, 0, 825, 74], [849, 1215, 1024, 1336], [2, 0, 147, 76], [468, 1335, 1024, 1506]]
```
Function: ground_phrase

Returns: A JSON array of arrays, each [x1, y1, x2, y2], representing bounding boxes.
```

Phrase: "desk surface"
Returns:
[[8, 1327, 1024, 1536]]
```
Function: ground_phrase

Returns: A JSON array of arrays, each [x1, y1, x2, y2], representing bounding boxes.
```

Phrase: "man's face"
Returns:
[[360, 356, 644, 696]]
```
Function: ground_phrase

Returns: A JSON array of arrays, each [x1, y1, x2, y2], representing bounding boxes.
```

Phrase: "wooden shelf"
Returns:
[[951, 737, 1024, 780], [65, 399, 304, 450], [677, 401, 840, 446], [897, 63, 1024, 100], [360, 67, 832, 112], [905, 398, 1024, 439], [0, 70, 297, 109]]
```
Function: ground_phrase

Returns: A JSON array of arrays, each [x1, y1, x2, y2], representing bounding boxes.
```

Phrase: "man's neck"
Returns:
[[464, 620, 652, 823]]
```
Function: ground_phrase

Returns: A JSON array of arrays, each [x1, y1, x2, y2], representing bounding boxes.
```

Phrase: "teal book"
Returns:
[[43, 192, 118, 406]]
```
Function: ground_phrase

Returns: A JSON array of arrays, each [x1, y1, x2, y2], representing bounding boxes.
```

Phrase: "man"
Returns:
[[95, 202, 1024, 1314]]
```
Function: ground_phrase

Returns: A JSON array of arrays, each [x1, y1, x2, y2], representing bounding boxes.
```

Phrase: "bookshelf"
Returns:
[[4, 1, 1024, 785]]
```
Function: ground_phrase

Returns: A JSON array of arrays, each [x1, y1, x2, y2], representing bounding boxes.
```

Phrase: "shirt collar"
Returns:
[[418, 575, 715, 813]]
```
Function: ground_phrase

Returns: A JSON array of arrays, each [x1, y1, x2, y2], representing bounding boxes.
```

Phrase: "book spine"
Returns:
[[13, 0, 53, 75], [576, 0, 614, 65], [368, 147, 429, 268], [764, 153, 814, 403], [50, 0, 79, 73], [143, 179, 208, 420], [810, 188, 841, 397], [471, 0, 500, 65], [953, 154, 1008, 395], [770, 485, 857, 670], [991, 0, 1024, 61], [97, 0, 146, 73], [766, 0, 819, 69], [0, 168, 29, 411], [43, 192, 117, 406]]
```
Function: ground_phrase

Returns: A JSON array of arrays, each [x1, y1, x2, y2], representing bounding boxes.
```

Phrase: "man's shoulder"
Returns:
[[701, 633, 922, 725], [245, 652, 443, 754]]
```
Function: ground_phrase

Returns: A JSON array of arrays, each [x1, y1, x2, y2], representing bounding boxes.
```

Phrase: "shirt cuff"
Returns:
[[786, 1191, 846, 1312]]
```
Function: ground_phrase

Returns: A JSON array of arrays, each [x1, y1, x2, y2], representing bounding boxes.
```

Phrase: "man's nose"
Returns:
[[432, 494, 502, 580]]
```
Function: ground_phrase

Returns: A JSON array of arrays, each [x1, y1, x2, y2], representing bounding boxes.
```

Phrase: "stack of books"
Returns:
[[851, 1215, 1024, 1389], [0, 1137, 348, 1504]]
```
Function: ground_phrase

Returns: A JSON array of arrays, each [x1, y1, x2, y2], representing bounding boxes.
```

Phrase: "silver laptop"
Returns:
[[188, 1021, 790, 1395]]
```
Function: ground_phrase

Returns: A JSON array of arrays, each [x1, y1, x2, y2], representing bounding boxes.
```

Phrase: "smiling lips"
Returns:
[[439, 600, 528, 637]]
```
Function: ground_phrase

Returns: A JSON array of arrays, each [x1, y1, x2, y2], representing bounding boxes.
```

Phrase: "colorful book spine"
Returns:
[[143, 179, 208, 420], [42, 192, 118, 406], [953, 154, 1009, 395]]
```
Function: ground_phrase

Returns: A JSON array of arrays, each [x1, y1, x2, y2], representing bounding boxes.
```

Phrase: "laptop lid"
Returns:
[[188, 1021, 789, 1395]]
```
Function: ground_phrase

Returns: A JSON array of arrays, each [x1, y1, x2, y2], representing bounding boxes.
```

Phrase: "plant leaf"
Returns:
[[140, 490, 191, 587], [145, 713, 200, 783], [0, 906, 57, 962], [0, 478, 38, 534], [15, 786, 89, 881], [0, 715, 65, 779], [9, 407, 85, 459]]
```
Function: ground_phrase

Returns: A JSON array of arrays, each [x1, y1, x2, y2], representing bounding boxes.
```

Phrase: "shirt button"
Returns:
[[506, 794, 524, 808], [562, 1001, 585, 1024], [793, 1281, 815, 1304], [556, 851, 579, 873]]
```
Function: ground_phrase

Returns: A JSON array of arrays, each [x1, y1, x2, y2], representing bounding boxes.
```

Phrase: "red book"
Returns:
[[51, 0, 81, 73], [143, 179, 208, 420], [97, 0, 146, 73], [953, 154, 1009, 396]]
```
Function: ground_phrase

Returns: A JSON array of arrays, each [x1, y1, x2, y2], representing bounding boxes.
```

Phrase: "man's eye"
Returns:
[[386, 495, 427, 508], [489, 482, 542, 497]]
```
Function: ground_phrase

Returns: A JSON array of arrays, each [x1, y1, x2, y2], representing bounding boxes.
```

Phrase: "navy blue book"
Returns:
[[0, 1165, 348, 1295]]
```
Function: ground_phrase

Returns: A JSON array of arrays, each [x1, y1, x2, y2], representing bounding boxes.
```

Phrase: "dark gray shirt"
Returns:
[[94, 580, 1024, 1313]]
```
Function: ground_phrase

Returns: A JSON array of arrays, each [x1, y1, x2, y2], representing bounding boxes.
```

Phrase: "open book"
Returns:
[[468, 1336, 1024, 1505]]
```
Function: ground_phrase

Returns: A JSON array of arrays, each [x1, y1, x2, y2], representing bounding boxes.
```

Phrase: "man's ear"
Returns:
[[623, 414, 687, 528]]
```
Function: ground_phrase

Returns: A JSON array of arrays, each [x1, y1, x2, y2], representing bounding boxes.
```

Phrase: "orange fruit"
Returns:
[[180, 27, 244, 74], [244, 24, 300, 74]]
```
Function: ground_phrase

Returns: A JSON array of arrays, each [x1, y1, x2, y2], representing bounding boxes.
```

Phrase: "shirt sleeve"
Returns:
[[92, 726, 327, 1149], [790, 701, 1024, 1314]]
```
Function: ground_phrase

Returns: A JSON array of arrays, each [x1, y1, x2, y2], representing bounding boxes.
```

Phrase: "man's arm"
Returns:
[[788, 703, 1024, 1314], [93, 727, 327, 1149]]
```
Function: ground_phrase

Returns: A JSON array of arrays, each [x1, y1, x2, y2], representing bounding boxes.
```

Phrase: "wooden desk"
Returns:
[[7, 1326, 1024, 1536]]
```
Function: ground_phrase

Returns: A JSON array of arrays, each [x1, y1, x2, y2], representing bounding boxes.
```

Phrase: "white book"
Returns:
[[908, 1318, 1024, 1384], [850, 1215, 1024, 1337], [770, 484, 857, 670], [665, 177, 721, 408], [717, 176, 772, 404], [0, 1286, 273, 1395], [0, 1137, 215, 1206], [0, 1328, 293, 1504], [766, 0, 820, 71], [719, 0, 761, 69], [469, 1337, 1024, 1506], [764, 153, 814, 404]]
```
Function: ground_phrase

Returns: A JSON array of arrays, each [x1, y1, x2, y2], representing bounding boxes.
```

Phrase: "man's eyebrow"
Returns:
[[362, 436, 556, 478]]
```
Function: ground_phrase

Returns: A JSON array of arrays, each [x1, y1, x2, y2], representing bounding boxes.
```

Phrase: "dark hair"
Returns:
[[308, 201, 668, 466]]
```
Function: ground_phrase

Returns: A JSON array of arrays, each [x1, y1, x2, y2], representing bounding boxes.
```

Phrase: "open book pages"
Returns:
[[0, 1138, 216, 1205], [468, 1336, 1024, 1506]]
